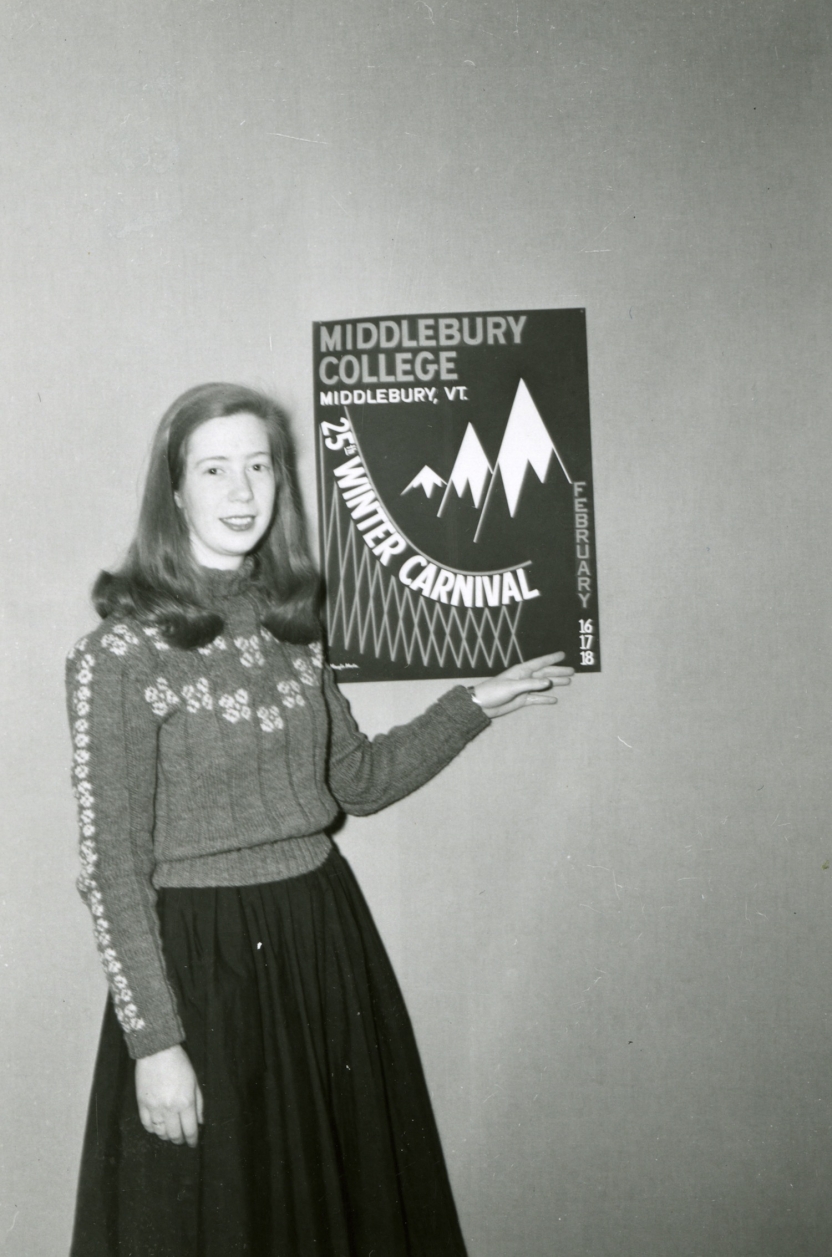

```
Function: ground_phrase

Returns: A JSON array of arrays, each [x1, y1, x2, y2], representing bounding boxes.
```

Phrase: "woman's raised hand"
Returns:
[[135, 1044, 204, 1148], [472, 652, 574, 719]]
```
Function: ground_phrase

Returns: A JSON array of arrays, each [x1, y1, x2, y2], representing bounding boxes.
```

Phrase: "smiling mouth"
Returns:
[[221, 515, 257, 532]]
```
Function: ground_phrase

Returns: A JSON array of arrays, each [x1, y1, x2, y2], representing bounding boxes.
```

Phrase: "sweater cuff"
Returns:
[[120, 1001, 186, 1061], [436, 684, 492, 739], [127, 1026, 185, 1061]]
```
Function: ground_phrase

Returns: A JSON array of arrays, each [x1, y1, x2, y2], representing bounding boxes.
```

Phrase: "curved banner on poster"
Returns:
[[313, 308, 600, 682]]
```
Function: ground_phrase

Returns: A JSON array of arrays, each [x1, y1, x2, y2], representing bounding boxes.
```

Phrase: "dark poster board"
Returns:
[[313, 308, 600, 682]]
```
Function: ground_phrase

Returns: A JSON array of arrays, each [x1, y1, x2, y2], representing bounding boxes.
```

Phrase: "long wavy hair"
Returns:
[[93, 383, 321, 648]]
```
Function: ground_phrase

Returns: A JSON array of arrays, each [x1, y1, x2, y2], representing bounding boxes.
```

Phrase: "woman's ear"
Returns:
[[173, 490, 183, 510]]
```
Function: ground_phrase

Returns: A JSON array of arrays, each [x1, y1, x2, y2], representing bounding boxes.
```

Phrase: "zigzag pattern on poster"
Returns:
[[323, 485, 524, 669]]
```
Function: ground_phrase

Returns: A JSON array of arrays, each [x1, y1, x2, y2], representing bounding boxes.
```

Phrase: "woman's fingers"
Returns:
[[496, 653, 574, 683], [500, 676, 567, 701], [141, 1105, 198, 1146], [520, 651, 566, 669], [524, 689, 561, 703], [179, 1103, 200, 1149], [507, 652, 567, 678], [527, 667, 573, 683], [503, 677, 554, 696], [140, 1101, 172, 1141], [138, 1103, 171, 1142], [163, 1114, 184, 1145]]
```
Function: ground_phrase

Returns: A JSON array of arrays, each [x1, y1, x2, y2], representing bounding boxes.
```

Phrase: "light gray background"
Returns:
[[1, 2, 830, 1254]]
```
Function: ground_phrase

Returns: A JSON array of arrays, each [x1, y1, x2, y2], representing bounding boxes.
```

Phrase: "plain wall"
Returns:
[[1, 2, 830, 1253]]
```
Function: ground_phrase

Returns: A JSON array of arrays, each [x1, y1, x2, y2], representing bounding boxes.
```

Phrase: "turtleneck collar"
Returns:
[[196, 557, 256, 600]]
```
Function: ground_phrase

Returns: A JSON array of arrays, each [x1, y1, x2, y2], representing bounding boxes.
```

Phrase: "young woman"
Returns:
[[66, 382, 573, 1256]]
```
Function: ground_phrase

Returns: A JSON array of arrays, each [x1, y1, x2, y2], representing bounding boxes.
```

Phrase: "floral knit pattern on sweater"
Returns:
[[66, 589, 490, 1059]]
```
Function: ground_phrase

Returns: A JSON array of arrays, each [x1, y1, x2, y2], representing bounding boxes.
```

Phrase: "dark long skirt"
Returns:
[[70, 848, 468, 1257]]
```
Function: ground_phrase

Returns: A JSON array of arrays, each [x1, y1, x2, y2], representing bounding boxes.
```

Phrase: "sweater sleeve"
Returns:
[[66, 629, 184, 1059], [322, 666, 491, 816]]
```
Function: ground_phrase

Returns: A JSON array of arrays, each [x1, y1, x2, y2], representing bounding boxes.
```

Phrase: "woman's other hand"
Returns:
[[472, 652, 574, 719], [135, 1044, 204, 1147]]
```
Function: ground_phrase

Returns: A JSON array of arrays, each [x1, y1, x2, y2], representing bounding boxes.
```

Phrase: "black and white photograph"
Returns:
[[1, 3, 829, 1255]]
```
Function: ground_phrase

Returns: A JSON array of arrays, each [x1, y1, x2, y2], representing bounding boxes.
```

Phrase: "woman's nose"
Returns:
[[228, 470, 254, 501]]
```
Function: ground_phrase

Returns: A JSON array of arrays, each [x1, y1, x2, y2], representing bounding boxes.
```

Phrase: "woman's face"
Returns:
[[174, 412, 277, 569]]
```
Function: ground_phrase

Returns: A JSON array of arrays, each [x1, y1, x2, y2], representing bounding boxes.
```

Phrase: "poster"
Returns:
[[314, 308, 599, 682]]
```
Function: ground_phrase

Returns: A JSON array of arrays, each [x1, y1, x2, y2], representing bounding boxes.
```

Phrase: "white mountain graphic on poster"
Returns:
[[401, 379, 570, 541]]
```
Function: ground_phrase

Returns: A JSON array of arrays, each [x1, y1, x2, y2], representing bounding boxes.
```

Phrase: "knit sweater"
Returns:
[[66, 572, 490, 1059]]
